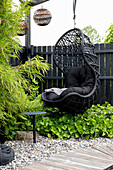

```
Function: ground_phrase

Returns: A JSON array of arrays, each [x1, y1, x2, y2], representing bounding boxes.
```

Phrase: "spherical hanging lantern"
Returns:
[[17, 20, 29, 36], [33, 8, 52, 26]]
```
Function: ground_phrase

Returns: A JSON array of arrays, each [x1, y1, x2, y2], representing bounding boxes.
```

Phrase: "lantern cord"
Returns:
[[73, 0, 76, 28]]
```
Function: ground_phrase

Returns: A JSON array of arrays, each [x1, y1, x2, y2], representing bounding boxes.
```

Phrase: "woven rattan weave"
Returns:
[[42, 28, 99, 114]]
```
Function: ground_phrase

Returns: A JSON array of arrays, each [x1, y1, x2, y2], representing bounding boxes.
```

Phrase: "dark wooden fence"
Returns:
[[95, 43, 113, 105], [10, 43, 113, 105]]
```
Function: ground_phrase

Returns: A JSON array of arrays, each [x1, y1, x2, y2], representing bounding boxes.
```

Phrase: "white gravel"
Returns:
[[0, 136, 113, 170]]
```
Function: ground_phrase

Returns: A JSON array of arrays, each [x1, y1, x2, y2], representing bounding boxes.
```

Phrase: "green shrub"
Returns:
[[0, 0, 50, 141], [36, 102, 113, 139]]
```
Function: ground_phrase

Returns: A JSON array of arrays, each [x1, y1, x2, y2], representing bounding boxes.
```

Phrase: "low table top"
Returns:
[[21, 111, 46, 116]]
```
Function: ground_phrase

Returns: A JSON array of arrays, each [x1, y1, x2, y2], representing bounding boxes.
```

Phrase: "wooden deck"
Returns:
[[19, 144, 113, 170]]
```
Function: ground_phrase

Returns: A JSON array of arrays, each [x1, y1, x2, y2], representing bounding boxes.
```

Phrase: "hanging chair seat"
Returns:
[[41, 28, 99, 114]]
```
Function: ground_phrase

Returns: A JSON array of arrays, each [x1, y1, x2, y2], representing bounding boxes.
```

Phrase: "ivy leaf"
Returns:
[[47, 133, 51, 138]]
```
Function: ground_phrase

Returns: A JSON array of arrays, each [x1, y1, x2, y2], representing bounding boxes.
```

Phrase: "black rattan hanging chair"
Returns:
[[42, 28, 99, 113], [41, 0, 99, 114], [41, 28, 99, 114]]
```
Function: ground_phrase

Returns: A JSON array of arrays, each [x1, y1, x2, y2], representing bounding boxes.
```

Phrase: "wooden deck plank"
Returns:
[[92, 146, 113, 157], [40, 158, 102, 170], [58, 151, 113, 162], [19, 161, 66, 170], [43, 152, 113, 169], [18, 144, 113, 170], [18, 161, 101, 170], [67, 148, 112, 159], [98, 145, 113, 155]]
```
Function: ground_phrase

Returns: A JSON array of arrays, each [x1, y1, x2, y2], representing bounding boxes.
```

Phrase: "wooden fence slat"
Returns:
[[36, 46, 44, 93], [52, 46, 58, 88], [42, 46, 48, 91], [48, 46, 53, 89], [110, 43, 113, 105], [105, 44, 111, 103], [58, 58, 63, 89], [99, 44, 105, 104], [95, 44, 100, 104]]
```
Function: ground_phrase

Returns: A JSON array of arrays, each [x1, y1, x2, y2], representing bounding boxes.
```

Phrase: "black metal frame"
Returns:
[[19, 0, 49, 7], [41, 28, 99, 114]]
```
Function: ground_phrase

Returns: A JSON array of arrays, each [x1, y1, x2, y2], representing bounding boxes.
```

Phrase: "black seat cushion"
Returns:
[[45, 65, 94, 100], [81, 65, 94, 88], [59, 86, 92, 98], [59, 65, 94, 98], [46, 92, 59, 101], [65, 66, 86, 88]]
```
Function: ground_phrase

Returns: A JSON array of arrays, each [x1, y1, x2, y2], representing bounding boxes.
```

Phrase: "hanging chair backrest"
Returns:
[[53, 28, 98, 78]]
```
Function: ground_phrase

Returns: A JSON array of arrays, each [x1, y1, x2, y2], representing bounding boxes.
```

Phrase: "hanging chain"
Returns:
[[73, 0, 76, 28]]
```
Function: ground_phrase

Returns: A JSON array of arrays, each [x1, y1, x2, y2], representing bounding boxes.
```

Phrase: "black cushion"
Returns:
[[46, 92, 59, 101], [59, 86, 92, 98], [66, 66, 86, 88], [81, 65, 94, 88], [59, 65, 94, 97], [45, 65, 95, 100]]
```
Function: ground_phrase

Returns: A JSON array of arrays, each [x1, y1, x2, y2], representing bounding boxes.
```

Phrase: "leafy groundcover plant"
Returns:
[[35, 102, 113, 139]]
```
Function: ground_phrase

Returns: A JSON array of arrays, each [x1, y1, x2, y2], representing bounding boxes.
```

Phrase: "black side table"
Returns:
[[21, 111, 46, 143]]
